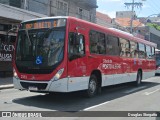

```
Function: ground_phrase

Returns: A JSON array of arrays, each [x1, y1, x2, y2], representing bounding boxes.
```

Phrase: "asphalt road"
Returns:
[[0, 76, 160, 120]]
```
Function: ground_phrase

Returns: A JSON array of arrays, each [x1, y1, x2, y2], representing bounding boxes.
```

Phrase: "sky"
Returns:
[[97, 0, 160, 18]]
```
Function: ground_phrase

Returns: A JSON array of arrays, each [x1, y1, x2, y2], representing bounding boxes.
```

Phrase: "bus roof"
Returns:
[[22, 16, 68, 23], [67, 16, 157, 48], [21, 16, 157, 48]]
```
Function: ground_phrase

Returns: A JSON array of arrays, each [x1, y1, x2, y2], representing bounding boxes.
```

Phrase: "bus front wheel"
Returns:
[[134, 71, 142, 86], [86, 74, 98, 97]]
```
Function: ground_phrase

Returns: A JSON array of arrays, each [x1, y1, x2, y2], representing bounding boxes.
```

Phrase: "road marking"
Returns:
[[124, 86, 146, 94], [144, 89, 160, 96], [83, 101, 110, 111]]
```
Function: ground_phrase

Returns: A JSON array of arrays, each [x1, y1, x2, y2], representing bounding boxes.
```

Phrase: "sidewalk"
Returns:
[[0, 73, 14, 90]]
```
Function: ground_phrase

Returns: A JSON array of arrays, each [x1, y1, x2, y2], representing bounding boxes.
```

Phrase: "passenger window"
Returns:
[[146, 45, 152, 59], [120, 38, 130, 57], [130, 41, 138, 58], [138, 43, 146, 59], [151, 47, 155, 59], [90, 31, 106, 54], [106, 35, 120, 56]]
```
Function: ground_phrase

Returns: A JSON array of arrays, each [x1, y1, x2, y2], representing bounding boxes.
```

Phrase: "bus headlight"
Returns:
[[13, 68, 19, 79], [52, 68, 64, 81]]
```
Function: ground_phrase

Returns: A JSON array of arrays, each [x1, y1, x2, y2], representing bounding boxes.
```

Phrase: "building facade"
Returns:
[[0, 0, 98, 41], [116, 11, 136, 19], [96, 11, 113, 28], [20, 0, 97, 23], [0, 0, 98, 74]]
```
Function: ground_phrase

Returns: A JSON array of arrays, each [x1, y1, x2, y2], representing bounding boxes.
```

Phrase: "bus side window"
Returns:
[[97, 33, 106, 54], [151, 47, 155, 59], [130, 41, 138, 58], [138, 43, 146, 59], [146, 45, 152, 59], [89, 31, 106, 54], [119, 38, 130, 57], [106, 35, 120, 56], [90, 31, 98, 54]]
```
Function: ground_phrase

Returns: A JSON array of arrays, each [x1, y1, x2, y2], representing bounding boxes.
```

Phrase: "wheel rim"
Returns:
[[89, 79, 96, 94]]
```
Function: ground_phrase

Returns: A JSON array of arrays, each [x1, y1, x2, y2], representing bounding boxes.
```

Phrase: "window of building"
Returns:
[[130, 41, 138, 58], [138, 43, 146, 59], [78, 8, 83, 19], [89, 31, 105, 54], [56, 0, 68, 14], [119, 38, 130, 57], [9, 0, 21, 8], [106, 35, 120, 56], [78, 7, 90, 20], [63, 3, 67, 11]]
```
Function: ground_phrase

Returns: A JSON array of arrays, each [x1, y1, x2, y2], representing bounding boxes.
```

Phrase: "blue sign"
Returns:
[[36, 56, 42, 65]]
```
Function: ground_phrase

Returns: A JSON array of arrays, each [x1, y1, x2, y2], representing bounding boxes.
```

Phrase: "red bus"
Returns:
[[13, 16, 156, 97]]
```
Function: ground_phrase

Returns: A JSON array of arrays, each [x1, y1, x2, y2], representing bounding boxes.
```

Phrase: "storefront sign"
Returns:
[[0, 43, 15, 61]]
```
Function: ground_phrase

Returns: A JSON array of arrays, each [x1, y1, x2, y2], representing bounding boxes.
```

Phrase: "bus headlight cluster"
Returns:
[[13, 68, 19, 79], [52, 68, 64, 81]]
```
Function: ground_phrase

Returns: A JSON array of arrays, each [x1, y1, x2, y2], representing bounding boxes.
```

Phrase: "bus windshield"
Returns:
[[16, 27, 65, 74]]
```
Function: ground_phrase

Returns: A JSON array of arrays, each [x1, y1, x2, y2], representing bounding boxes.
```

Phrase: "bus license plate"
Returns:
[[29, 86, 38, 91]]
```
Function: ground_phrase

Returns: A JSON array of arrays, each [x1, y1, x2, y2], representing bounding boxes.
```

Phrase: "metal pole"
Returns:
[[130, 0, 134, 34]]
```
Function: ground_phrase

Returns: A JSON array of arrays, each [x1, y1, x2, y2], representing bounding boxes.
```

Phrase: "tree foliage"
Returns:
[[147, 23, 160, 31]]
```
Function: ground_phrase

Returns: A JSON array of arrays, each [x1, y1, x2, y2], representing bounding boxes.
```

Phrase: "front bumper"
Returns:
[[13, 77, 68, 92]]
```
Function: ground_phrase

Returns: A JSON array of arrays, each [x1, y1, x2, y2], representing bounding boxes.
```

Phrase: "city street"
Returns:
[[0, 76, 160, 120]]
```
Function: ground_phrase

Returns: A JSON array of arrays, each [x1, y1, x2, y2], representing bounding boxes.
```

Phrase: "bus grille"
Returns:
[[20, 82, 48, 90]]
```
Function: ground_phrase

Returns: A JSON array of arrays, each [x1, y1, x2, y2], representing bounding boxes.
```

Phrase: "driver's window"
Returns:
[[78, 35, 85, 54], [68, 32, 85, 60]]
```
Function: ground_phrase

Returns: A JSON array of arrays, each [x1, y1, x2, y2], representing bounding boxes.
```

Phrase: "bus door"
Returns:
[[67, 25, 88, 91]]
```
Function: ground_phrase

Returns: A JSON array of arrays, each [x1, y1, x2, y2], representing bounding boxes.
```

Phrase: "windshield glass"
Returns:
[[16, 28, 65, 74]]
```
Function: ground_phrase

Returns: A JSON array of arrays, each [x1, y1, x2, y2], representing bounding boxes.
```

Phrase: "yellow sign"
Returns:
[[25, 21, 57, 29]]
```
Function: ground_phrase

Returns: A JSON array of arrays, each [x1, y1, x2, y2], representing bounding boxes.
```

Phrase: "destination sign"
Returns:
[[21, 19, 66, 29]]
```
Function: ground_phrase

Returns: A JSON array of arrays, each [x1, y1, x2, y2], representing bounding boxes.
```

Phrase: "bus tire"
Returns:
[[86, 74, 98, 97], [134, 71, 142, 86]]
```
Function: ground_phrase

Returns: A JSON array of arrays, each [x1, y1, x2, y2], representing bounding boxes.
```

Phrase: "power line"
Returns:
[[124, 0, 143, 33]]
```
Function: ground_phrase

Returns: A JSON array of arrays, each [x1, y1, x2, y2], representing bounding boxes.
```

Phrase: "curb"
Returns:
[[0, 84, 14, 90]]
